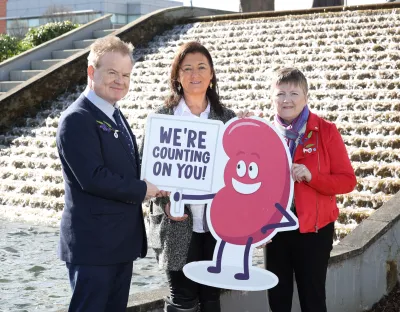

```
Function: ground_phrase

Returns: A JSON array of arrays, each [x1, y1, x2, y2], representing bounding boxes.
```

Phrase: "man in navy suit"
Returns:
[[56, 35, 163, 312]]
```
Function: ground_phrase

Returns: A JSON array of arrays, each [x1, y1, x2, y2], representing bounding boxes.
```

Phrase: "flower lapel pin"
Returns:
[[96, 120, 119, 138]]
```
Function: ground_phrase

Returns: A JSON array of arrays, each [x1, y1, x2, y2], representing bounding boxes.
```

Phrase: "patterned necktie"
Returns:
[[113, 108, 136, 163]]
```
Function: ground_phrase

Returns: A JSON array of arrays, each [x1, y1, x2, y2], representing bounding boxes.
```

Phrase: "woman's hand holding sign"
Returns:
[[164, 202, 188, 221], [236, 109, 264, 118], [291, 163, 312, 183]]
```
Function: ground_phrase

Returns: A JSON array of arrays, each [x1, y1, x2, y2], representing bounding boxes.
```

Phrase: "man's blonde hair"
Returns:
[[87, 35, 134, 68]]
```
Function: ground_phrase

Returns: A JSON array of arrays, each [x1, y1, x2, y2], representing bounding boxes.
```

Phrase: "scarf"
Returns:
[[274, 105, 310, 159]]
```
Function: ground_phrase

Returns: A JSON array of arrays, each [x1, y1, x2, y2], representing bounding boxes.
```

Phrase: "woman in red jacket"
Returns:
[[266, 67, 357, 312]]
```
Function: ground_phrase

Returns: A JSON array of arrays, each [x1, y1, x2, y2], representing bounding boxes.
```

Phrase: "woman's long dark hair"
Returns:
[[165, 41, 224, 115]]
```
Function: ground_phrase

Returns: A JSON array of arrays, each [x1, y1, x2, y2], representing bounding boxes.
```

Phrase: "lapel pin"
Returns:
[[97, 120, 120, 139]]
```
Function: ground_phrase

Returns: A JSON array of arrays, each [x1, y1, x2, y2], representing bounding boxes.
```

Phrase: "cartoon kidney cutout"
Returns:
[[207, 118, 297, 280]]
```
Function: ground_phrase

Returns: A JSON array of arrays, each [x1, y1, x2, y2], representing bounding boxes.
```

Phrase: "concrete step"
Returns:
[[93, 29, 115, 38], [10, 70, 43, 81], [31, 59, 62, 70], [0, 92, 5, 97], [52, 49, 83, 59], [0, 81, 23, 92], [73, 39, 96, 49]]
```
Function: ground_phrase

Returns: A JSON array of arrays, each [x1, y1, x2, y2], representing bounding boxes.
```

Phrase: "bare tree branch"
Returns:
[[8, 19, 29, 39], [43, 5, 75, 23], [239, 0, 274, 12]]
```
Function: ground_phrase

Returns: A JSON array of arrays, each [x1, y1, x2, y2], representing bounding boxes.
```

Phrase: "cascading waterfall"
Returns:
[[1, 9, 400, 238], [124, 9, 400, 242], [1, 7, 400, 311]]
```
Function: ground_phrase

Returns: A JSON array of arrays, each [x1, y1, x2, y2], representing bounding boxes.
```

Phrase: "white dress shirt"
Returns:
[[84, 86, 133, 144], [174, 98, 210, 233]]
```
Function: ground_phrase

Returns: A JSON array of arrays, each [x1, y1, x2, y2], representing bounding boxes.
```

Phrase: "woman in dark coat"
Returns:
[[142, 41, 236, 312]]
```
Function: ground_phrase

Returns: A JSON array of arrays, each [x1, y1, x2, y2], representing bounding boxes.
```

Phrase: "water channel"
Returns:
[[0, 217, 265, 312], [0, 218, 167, 312]]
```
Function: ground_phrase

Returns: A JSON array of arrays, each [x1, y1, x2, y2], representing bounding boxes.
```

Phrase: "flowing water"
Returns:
[[0, 219, 167, 312], [0, 218, 265, 312]]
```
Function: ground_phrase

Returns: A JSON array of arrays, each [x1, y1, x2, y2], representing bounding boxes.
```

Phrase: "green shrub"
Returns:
[[24, 21, 79, 46], [0, 21, 78, 62], [0, 34, 21, 62], [18, 39, 33, 52]]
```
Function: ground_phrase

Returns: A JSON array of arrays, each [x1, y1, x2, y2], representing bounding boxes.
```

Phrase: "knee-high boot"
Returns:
[[200, 300, 221, 312]]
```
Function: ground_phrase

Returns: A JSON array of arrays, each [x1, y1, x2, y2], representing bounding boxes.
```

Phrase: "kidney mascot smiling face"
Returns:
[[206, 118, 297, 281], [211, 118, 292, 244]]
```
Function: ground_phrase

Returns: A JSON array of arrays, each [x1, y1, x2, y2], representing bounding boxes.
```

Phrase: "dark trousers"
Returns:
[[66, 262, 133, 312], [166, 231, 221, 312], [267, 222, 334, 312]]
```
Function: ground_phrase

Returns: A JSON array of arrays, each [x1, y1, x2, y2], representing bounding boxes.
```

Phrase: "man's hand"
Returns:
[[157, 190, 170, 197], [144, 180, 170, 200], [164, 202, 188, 222], [144, 179, 159, 200]]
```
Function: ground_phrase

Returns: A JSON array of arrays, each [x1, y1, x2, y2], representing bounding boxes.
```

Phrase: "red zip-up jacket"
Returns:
[[293, 112, 357, 233]]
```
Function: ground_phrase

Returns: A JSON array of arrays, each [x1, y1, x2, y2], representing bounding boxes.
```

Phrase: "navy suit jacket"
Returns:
[[56, 94, 147, 265]]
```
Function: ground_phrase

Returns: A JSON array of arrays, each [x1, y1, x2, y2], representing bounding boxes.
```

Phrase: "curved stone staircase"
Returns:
[[1, 7, 400, 241], [0, 28, 114, 94], [0, 15, 115, 98]]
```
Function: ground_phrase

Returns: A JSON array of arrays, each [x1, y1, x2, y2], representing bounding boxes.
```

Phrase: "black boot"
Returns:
[[200, 300, 221, 312], [164, 296, 199, 312]]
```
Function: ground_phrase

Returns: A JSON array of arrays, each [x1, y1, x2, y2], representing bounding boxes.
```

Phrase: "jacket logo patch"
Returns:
[[303, 145, 317, 154], [300, 131, 317, 154]]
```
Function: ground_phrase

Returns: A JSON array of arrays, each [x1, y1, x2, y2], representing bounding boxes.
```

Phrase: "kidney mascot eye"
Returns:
[[248, 162, 259, 179], [236, 160, 246, 177]]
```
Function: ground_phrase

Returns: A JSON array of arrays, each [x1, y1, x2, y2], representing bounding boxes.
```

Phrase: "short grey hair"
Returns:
[[271, 67, 309, 96], [87, 35, 134, 68]]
